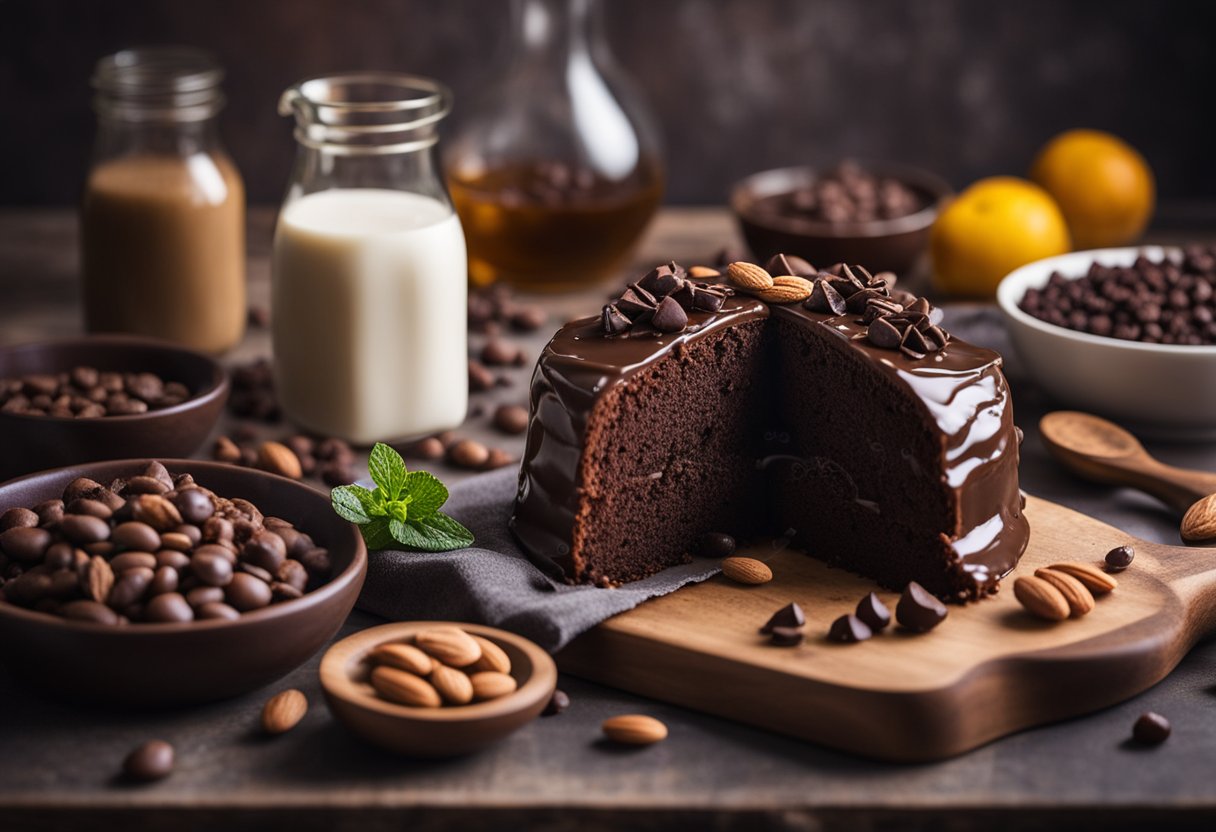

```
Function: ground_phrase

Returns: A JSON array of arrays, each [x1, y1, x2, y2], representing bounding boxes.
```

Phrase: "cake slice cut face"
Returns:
[[511, 261, 1029, 601]]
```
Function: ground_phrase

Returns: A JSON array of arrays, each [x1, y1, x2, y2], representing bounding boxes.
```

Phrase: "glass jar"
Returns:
[[445, 0, 664, 291], [273, 73, 467, 445], [81, 47, 246, 354]]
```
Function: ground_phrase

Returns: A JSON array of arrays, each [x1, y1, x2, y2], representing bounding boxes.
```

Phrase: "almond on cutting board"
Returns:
[[1048, 562, 1118, 594], [721, 556, 772, 585], [1013, 575, 1070, 621], [1035, 567, 1095, 617], [262, 689, 308, 735]]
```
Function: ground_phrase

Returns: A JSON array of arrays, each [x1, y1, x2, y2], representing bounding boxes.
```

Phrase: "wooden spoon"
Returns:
[[1039, 411, 1216, 544]]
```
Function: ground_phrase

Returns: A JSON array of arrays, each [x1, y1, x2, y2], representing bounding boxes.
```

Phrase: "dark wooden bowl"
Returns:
[[321, 621, 557, 757], [0, 460, 367, 707], [0, 336, 228, 482], [730, 162, 952, 276]]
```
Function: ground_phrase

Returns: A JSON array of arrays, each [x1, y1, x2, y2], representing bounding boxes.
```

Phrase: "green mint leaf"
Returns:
[[331, 485, 373, 524], [402, 470, 448, 519], [367, 442, 408, 501], [390, 511, 474, 552], [358, 516, 397, 551]]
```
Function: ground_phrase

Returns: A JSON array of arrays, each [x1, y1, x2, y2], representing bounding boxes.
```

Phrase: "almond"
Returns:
[[469, 635, 512, 674], [428, 664, 474, 705], [602, 714, 667, 745], [757, 276, 814, 304], [415, 626, 482, 667], [469, 671, 517, 701], [1181, 493, 1216, 545], [1035, 567, 1095, 617], [721, 556, 772, 585], [261, 688, 308, 734], [726, 261, 774, 291], [370, 665, 442, 707], [688, 265, 721, 278], [1048, 561, 1118, 594], [1013, 575, 1070, 621], [369, 642, 434, 676], [256, 441, 303, 480]]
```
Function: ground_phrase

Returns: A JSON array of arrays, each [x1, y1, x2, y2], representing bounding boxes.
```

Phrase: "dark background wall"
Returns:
[[3, 0, 1214, 210]]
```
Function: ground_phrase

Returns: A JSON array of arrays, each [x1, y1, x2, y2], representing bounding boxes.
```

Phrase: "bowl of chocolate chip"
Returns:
[[0, 458, 367, 705], [998, 245, 1216, 437], [731, 160, 951, 276], [0, 335, 228, 481]]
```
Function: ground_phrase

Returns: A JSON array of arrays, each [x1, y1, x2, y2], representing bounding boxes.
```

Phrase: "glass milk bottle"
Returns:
[[273, 74, 467, 444]]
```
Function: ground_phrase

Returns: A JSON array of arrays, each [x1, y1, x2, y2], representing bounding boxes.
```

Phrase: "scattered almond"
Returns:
[[726, 261, 774, 291], [1048, 561, 1118, 594], [1013, 575, 1070, 621], [688, 265, 721, 278], [602, 714, 668, 746], [721, 556, 772, 585], [430, 664, 475, 706], [1035, 567, 1095, 617], [469, 635, 512, 674], [262, 689, 308, 735], [369, 642, 434, 676], [470, 671, 518, 701], [256, 441, 303, 480], [1181, 493, 1216, 545], [370, 665, 442, 708], [416, 626, 482, 667]]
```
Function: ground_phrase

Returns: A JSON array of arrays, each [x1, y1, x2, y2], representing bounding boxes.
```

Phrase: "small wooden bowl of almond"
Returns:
[[319, 621, 557, 757]]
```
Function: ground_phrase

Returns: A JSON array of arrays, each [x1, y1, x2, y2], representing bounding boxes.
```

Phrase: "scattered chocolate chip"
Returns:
[[765, 253, 816, 278], [769, 625, 805, 647], [759, 601, 805, 634], [542, 689, 570, 716], [695, 532, 736, 558], [492, 404, 529, 435], [805, 279, 847, 315], [651, 296, 689, 333], [896, 582, 948, 632], [828, 613, 872, 643], [468, 360, 496, 392], [867, 316, 904, 349], [854, 592, 891, 632], [481, 339, 521, 367], [1105, 545, 1135, 572], [601, 304, 632, 335], [320, 462, 356, 487], [1132, 712, 1171, 745]]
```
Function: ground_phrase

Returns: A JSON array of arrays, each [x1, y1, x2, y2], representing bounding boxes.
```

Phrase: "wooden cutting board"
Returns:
[[556, 495, 1216, 762]]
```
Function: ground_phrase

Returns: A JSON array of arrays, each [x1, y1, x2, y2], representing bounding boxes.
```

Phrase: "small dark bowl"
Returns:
[[0, 459, 367, 707], [730, 162, 952, 276], [0, 336, 228, 482]]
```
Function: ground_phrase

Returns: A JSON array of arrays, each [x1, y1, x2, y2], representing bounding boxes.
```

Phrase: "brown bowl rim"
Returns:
[[320, 621, 558, 723], [0, 334, 229, 424], [0, 459, 367, 635], [729, 161, 953, 240]]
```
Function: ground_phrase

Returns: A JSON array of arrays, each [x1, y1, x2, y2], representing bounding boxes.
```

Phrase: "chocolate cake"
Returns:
[[510, 260, 1029, 601]]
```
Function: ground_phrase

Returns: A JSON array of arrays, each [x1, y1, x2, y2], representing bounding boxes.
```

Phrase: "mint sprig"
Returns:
[[331, 443, 474, 552]]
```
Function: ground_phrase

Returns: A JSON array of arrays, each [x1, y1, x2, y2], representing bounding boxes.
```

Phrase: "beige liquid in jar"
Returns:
[[272, 189, 468, 444], [81, 154, 246, 354]]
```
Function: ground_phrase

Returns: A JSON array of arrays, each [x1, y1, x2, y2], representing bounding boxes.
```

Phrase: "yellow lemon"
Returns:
[[931, 177, 1071, 297], [1030, 129, 1154, 249]]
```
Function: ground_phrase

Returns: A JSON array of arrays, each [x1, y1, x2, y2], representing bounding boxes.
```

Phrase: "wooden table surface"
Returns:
[[1, 208, 1215, 831]]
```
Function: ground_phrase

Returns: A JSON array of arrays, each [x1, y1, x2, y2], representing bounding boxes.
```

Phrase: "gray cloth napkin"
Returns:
[[355, 307, 1009, 653], [355, 466, 723, 652]]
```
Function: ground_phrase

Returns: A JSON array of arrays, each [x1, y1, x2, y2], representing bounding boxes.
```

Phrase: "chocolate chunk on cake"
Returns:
[[510, 260, 1029, 601]]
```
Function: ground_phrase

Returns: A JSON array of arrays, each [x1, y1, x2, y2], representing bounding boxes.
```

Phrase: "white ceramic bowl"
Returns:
[[997, 246, 1216, 439]]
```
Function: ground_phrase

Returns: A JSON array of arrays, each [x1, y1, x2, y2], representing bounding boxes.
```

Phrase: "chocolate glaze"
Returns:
[[511, 288, 1029, 598]]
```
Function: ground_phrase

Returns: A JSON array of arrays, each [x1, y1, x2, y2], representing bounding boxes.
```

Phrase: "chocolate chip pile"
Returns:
[[601, 262, 730, 336], [805, 263, 950, 359], [1019, 247, 1216, 345], [757, 160, 924, 225], [0, 461, 332, 625], [0, 367, 191, 418]]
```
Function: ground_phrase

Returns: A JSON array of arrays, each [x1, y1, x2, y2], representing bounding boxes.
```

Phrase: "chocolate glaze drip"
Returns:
[[511, 287, 1029, 598]]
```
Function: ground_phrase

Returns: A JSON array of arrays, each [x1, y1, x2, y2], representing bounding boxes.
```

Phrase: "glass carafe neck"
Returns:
[[511, 0, 601, 65]]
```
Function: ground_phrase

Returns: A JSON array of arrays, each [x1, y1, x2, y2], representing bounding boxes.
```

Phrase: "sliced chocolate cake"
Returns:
[[510, 259, 1029, 601]]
